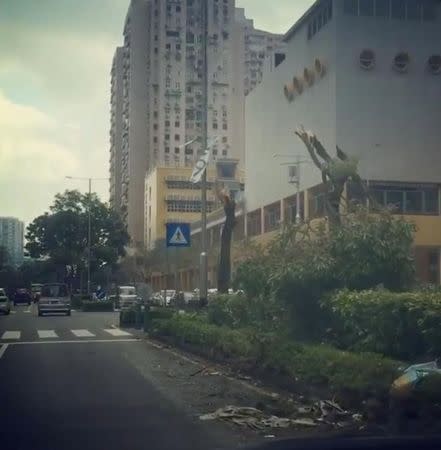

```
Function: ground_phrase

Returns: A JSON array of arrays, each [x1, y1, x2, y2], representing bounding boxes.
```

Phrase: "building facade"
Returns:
[[243, 0, 441, 283], [109, 47, 125, 213], [110, 0, 283, 245], [0, 217, 24, 267]]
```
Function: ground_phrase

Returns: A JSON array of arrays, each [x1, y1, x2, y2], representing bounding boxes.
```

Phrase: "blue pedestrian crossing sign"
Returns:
[[166, 223, 191, 248]]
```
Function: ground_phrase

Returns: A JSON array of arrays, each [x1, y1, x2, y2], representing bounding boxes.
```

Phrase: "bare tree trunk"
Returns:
[[218, 198, 236, 294]]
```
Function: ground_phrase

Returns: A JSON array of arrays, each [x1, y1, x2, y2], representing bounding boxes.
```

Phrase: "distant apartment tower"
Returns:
[[110, 0, 283, 245], [0, 217, 24, 267], [109, 46, 125, 213]]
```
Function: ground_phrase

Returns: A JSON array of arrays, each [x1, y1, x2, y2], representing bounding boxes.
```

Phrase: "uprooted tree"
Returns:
[[295, 126, 368, 226], [216, 182, 236, 294]]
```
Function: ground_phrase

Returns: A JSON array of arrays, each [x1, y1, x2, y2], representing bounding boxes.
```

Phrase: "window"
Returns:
[[175, 121, 180, 127], [393, 52, 410, 73], [154, 47, 158, 54], [222, 123, 227, 130], [153, 111, 158, 119], [166, 43, 171, 50], [165, 133, 170, 140], [222, 149, 227, 156], [222, 137, 227, 143], [153, 136, 158, 143], [247, 211, 262, 237], [360, 0, 374, 16], [375, 0, 390, 17], [386, 190, 404, 212], [428, 55, 441, 75], [344, 0, 358, 15], [165, 120, 170, 127], [153, 123, 158, 130], [165, 146, 170, 153], [174, 134, 180, 141], [264, 203, 281, 232], [185, 147, 193, 155], [391, 0, 405, 19], [360, 49, 375, 70], [176, 44, 181, 50], [166, 30, 180, 37], [406, 0, 422, 20], [176, 5, 181, 12], [213, 122, 218, 129], [174, 147, 180, 154]]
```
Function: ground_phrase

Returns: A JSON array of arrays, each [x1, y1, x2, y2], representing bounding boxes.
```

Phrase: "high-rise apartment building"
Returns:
[[0, 217, 24, 267], [109, 46, 125, 213], [110, 0, 283, 245]]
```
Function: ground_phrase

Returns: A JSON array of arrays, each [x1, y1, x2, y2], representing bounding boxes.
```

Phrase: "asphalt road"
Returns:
[[0, 306, 244, 450]]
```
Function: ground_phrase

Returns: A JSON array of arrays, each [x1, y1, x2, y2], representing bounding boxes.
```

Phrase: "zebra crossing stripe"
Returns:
[[103, 328, 132, 337], [1, 331, 21, 340], [71, 329, 95, 338], [37, 330, 58, 338]]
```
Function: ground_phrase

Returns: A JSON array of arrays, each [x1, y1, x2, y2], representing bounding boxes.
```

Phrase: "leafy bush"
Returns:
[[151, 315, 400, 401], [81, 300, 114, 312], [207, 294, 285, 330], [325, 289, 441, 360], [232, 260, 271, 299], [70, 295, 83, 309], [120, 309, 137, 325]]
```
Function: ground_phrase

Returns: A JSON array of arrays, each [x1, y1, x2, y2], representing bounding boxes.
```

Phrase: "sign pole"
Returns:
[[200, 0, 208, 305]]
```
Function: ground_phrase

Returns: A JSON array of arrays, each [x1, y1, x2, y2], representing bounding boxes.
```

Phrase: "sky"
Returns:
[[0, 0, 315, 226]]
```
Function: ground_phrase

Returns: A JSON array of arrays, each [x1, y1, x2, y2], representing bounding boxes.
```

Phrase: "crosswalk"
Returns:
[[0, 328, 132, 341]]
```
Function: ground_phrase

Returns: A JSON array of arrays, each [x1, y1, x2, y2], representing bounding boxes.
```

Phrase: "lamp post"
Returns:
[[273, 154, 311, 224], [65, 176, 108, 295]]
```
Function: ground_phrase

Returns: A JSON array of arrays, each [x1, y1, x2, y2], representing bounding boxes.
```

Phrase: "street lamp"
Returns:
[[273, 154, 310, 224], [65, 176, 109, 295]]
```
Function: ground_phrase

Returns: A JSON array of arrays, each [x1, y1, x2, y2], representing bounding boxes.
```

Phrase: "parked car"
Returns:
[[0, 288, 11, 315], [116, 285, 140, 311], [150, 292, 165, 306], [14, 288, 32, 306], [38, 283, 71, 316]]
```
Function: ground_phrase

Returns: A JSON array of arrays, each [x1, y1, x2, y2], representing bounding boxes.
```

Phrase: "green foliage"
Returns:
[[26, 190, 129, 285], [81, 300, 114, 312], [207, 294, 284, 330], [325, 289, 441, 360], [152, 314, 400, 400], [329, 208, 415, 290], [232, 260, 270, 298], [232, 209, 416, 341], [120, 309, 137, 325]]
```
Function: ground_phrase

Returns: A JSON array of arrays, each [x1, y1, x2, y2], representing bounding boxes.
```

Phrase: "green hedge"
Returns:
[[81, 300, 114, 312], [120, 309, 138, 325], [151, 315, 400, 401], [325, 289, 441, 360], [70, 295, 83, 309]]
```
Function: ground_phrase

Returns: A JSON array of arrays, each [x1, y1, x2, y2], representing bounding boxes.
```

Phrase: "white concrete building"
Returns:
[[110, 0, 283, 245], [246, 0, 441, 212], [244, 0, 441, 283], [0, 217, 24, 267]]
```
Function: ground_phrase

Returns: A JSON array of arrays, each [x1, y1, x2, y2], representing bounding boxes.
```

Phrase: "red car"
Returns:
[[14, 288, 32, 306]]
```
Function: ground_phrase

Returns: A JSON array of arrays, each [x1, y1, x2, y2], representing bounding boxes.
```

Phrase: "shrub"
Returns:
[[81, 300, 114, 312], [120, 309, 137, 325], [207, 294, 285, 330], [70, 295, 83, 309], [151, 315, 400, 401], [232, 260, 271, 299], [325, 289, 441, 360]]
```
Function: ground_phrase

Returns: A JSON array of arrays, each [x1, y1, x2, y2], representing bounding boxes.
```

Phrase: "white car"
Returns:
[[38, 283, 71, 316], [0, 288, 11, 315]]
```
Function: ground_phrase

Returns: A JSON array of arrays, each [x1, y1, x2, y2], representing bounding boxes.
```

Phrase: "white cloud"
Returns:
[[0, 91, 78, 183]]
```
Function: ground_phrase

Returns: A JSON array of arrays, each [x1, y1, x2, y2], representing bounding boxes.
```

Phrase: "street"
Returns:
[[0, 306, 256, 450]]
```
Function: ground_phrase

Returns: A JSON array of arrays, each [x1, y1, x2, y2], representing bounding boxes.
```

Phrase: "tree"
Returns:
[[25, 190, 129, 288], [0, 246, 10, 269], [295, 126, 367, 226], [216, 183, 236, 293]]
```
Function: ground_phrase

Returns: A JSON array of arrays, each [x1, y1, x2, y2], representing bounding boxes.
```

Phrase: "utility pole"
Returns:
[[200, 0, 209, 305], [65, 175, 108, 296], [87, 178, 92, 295]]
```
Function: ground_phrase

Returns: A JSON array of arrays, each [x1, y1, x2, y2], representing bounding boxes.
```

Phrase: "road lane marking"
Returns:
[[71, 329, 95, 337], [0, 344, 8, 359], [37, 330, 58, 339], [9, 338, 139, 346], [103, 328, 132, 337], [1, 331, 21, 340]]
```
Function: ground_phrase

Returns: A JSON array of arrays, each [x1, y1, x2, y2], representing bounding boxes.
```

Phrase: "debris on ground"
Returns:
[[190, 366, 223, 377], [391, 360, 441, 397], [199, 400, 362, 430]]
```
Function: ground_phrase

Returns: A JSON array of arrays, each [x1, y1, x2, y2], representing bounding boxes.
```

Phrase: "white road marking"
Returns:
[[71, 329, 95, 338], [0, 344, 8, 359], [1, 331, 21, 340], [103, 328, 132, 337], [37, 330, 58, 339], [9, 338, 139, 346]]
